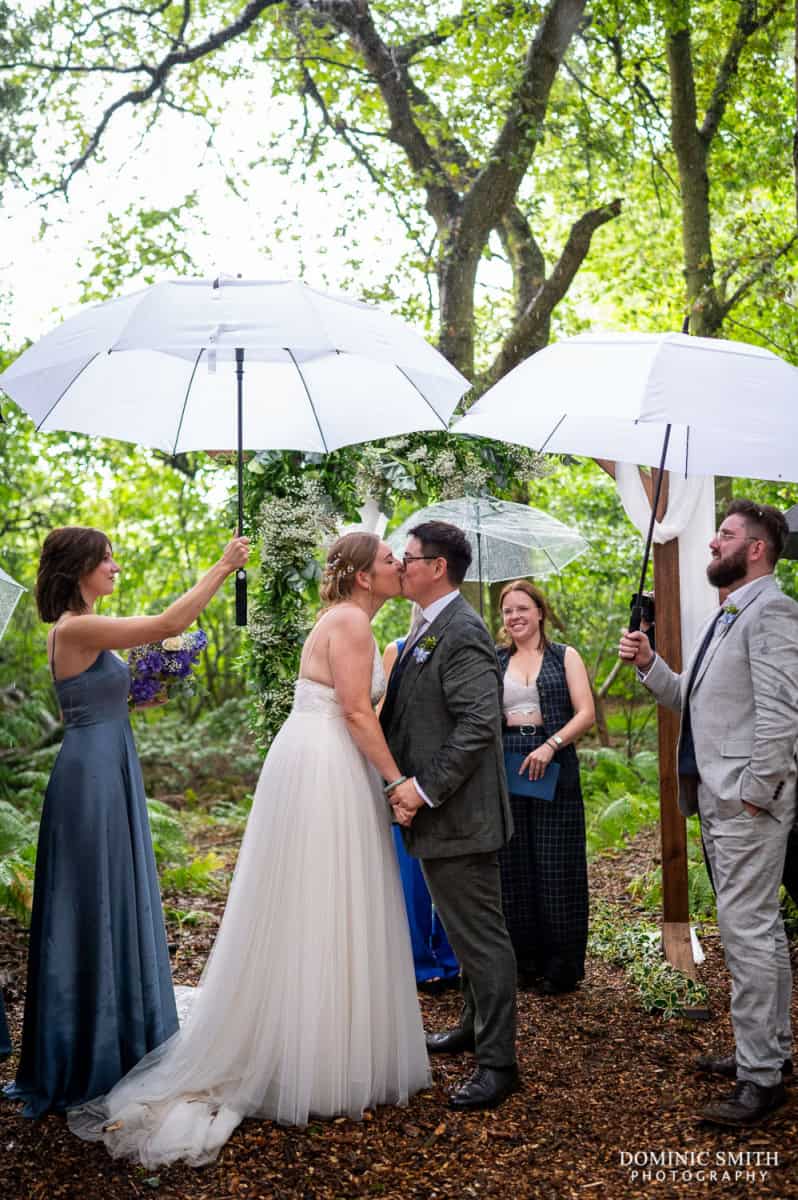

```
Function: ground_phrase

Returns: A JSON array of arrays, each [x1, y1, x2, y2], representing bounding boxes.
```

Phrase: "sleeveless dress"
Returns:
[[68, 644, 430, 1167], [4, 648, 178, 1117], [497, 643, 589, 991]]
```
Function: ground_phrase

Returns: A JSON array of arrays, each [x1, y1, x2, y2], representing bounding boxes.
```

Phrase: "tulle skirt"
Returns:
[[68, 682, 430, 1167]]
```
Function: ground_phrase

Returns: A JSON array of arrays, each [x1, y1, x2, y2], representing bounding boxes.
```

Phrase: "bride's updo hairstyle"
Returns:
[[36, 526, 111, 622], [320, 532, 380, 605]]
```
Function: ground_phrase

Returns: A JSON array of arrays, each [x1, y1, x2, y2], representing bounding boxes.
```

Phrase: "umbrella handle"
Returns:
[[235, 569, 247, 626], [629, 423, 672, 634]]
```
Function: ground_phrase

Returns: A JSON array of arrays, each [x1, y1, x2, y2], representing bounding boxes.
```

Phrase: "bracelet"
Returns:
[[383, 775, 408, 796], [546, 738, 559, 751]]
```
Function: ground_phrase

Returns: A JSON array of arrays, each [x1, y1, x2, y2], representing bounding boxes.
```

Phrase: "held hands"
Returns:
[[220, 536, 251, 574], [742, 801, 765, 817], [390, 778, 424, 827], [520, 741, 555, 781], [618, 628, 654, 671]]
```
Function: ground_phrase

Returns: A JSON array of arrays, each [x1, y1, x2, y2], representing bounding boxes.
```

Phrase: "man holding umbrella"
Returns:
[[620, 499, 798, 1127]]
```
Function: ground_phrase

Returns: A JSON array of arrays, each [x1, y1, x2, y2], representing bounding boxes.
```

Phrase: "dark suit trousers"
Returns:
[[421, 852, 517, 1068]]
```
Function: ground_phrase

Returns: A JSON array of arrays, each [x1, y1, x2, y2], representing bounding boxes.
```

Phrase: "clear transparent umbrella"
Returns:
[[388, 497, 588, 613], [0, 566, 25, 642]]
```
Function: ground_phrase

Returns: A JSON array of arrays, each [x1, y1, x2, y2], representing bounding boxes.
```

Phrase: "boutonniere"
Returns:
[[719, 603, 739, 627], [412, 635, 438, 665]]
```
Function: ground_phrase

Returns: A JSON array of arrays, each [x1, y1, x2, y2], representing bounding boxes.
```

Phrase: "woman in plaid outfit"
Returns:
[[496, 580, 594, 994]]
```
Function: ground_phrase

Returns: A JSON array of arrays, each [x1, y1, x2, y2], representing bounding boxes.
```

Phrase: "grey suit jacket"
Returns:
[[380, 593, 512, 859], [642, 575, 798, 820]]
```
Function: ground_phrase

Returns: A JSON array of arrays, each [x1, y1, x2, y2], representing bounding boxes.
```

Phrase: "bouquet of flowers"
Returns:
[[128, 629, 208, 707]]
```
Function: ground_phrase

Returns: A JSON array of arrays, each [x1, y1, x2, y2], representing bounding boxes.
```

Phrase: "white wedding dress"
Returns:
[[68, 645, 430, 1167]]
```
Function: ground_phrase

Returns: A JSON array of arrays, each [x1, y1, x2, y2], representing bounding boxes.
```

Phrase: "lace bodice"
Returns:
[[293, 641, 386, 715]]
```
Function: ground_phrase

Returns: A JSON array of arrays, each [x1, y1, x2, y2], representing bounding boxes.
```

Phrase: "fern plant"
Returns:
[[579, 746, 660, 858], [160, 851, 227, 896]]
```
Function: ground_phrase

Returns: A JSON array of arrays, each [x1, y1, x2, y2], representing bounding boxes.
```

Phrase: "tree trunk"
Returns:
[[667, 28, 723, 335]]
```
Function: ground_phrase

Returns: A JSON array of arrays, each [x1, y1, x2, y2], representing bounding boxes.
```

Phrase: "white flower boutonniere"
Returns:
[[412, 635, 438, 665], [719, 603, 740, 627]]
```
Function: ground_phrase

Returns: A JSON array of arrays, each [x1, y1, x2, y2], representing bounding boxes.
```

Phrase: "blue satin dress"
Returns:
[[4, 647, 177, 1117]]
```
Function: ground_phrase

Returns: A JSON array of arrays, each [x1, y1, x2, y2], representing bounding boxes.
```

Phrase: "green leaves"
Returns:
[[589, 901, 709, 1018]]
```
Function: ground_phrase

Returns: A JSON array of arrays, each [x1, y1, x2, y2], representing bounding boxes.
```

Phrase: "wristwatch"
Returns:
[[548, 734, 563, 749]]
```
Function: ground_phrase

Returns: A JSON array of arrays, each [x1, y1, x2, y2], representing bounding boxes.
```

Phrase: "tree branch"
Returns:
[[719, 233, 798, 317], [481, 197, 621, 385], [292, 0, 460, 227], [700, 0, 785, 145], [461, 0, 587, 246], [299, 63, 436, 263], [496, 206, 545, 321], [40, 0, 285, 195]]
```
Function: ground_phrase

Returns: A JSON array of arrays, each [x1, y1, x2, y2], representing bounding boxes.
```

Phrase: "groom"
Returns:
[[380, 520, 519, 1110]]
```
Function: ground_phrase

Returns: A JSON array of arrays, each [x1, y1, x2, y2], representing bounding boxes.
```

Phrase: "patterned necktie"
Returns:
[[400, 608, 427, 660]]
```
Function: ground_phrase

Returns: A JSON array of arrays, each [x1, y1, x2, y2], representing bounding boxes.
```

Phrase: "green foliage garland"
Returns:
[[242, 435, 545, 748]]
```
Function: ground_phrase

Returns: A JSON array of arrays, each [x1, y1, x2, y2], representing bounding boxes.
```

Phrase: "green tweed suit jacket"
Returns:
[[380, 593, 513, 860]]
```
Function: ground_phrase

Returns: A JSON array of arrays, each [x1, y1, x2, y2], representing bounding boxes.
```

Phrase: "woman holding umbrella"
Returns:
[[4, 526, 249, 1118], [496, 580, 594, 994]]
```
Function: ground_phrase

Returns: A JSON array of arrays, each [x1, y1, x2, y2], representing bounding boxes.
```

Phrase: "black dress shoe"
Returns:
[[701, 1080, 786, 1127], [448, 1065, 521, 1111], [425, 1028, 475, 1055], [696, 1052, 793, 1082]]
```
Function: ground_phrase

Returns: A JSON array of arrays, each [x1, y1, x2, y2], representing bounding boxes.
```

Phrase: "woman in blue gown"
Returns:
[[3, 525, 249, 1117]]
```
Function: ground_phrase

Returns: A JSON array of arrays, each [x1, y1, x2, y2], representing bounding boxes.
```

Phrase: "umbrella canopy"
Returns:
[[388, 497, 588, 611], [1, 276, 471, 625], [452, 330, 798, 629], [0, 566, 25, 643], [1, 277, 469, 454], [453, 331, 798, 482]]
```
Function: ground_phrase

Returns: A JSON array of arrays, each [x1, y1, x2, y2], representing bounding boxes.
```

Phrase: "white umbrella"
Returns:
[[388, 497, 588, 614], [1, 276, 470, 623], [453, 332, 797, 481], [452, 330, 798, 625], [0, 566, 25, 643]]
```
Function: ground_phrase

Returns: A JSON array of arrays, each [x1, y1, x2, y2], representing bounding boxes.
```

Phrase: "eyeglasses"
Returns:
[[402, 554, 440, 566], [716, 530, 762, 543]]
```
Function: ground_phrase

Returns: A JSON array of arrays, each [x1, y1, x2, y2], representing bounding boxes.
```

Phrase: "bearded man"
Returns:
[[620, 499, 798, 1128]]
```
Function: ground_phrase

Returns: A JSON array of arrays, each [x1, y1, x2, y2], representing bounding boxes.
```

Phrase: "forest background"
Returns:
[[2, 0, 798, 927]]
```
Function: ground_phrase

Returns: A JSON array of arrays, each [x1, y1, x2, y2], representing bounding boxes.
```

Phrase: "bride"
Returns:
[[68, 532, 431, 1167]]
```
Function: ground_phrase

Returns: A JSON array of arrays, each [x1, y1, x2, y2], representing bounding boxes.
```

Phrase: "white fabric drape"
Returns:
[[614, 463, 717, 652], [341, 498, 388, 537]]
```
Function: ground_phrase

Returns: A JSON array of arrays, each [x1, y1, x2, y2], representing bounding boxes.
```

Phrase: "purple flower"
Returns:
[[127, 631, 205, 706], [130, 676, 161, 704], [171, 650, 193, 677]]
